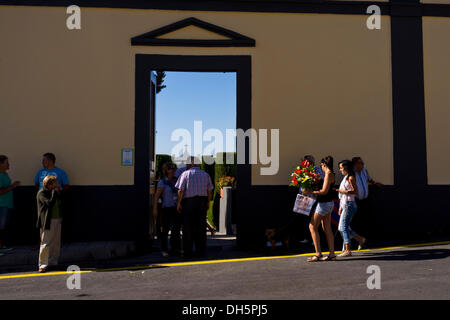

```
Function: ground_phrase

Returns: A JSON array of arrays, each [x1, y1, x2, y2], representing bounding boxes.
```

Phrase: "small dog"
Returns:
[[265, 228, 292, 251]]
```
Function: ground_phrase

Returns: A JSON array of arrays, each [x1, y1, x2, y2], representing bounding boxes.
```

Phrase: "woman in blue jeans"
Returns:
[[336, 160, 366, 257]]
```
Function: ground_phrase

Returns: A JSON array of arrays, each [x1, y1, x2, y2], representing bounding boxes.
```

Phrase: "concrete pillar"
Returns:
[[219, 187, 235, 235]]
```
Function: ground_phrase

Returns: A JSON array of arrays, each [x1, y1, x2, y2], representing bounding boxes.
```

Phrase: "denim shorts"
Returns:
[[0, 207, 11, 229], [316, 201, 334, 216]]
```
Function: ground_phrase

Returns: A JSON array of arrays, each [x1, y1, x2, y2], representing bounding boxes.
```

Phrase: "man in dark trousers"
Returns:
[[175, 158, 213, 258], [352, 157, 383, 241]]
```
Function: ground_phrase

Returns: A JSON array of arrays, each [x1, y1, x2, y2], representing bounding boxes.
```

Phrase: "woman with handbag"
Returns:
[[302, 156, 336, 262], [335, 160, 366, 257]]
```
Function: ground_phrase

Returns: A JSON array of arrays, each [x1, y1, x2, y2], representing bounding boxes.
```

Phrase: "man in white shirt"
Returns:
[[352, 157, 383, 200], [352, 157, 383, 241]]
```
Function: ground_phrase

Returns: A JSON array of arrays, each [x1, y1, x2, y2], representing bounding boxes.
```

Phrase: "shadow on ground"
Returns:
[[339, 248, 450, 262], [1, 238, 449, 275]]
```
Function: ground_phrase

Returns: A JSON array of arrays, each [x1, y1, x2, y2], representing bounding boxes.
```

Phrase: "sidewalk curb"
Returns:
[[0, 241, 137, 269]]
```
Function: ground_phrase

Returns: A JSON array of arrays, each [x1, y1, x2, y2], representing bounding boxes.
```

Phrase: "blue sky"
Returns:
[[155, 71, 237, 157]]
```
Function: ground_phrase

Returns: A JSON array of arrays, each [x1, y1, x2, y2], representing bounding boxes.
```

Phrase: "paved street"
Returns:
[[0, 241, 449, 300]]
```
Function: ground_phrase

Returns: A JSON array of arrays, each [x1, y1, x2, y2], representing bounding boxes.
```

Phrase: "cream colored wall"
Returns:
[[423, 17, 450, 185], [0, 6, 393, 185], [248, 14, 393, 185], [0, 6, 136, 185], [157, 25, 231, 40]]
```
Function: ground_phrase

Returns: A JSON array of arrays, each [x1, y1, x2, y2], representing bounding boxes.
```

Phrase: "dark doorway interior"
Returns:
[[134, 54, 251, 248]]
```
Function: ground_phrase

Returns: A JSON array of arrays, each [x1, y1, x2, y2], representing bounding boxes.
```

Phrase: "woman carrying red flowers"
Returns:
[[292, 155, 323, 245], [302, 156, 336, 262]]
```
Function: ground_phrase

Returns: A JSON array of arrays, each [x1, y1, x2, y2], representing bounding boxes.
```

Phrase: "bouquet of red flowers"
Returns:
[[289, 160, 321, 190], [217, 176, 236, 189]]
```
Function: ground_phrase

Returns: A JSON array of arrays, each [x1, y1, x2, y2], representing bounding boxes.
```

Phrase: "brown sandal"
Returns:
[[307, 254, 323, 262], [320, 255, 337, 261]]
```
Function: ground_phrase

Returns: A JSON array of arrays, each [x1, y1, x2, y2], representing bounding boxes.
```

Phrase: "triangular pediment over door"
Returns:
[[131, 17, 255, 47]]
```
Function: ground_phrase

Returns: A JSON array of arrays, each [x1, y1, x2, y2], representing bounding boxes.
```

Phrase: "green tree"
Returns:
[[201, 155, 215, 183], [156, 71, 167, 94]]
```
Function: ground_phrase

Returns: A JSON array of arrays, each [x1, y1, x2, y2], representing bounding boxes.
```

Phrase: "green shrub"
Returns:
[[201, 155, 215, 183]]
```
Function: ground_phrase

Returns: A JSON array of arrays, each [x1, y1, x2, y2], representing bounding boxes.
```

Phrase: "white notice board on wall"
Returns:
[[121, 148, 134, 166]]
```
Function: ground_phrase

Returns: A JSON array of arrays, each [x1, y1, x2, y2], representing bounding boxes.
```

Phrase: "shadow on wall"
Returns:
[[6, 186, 148, 246], [236, 184, 450, 250]]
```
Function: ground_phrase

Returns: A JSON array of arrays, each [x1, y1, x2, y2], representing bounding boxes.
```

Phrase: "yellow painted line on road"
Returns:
[[0, 270, 93, 280], [1, 240, 449, 281], [157, 240, 450, 267]]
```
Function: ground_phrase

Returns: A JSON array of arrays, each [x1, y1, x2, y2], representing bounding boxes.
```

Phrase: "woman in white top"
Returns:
[[335, 160, 366, 257]]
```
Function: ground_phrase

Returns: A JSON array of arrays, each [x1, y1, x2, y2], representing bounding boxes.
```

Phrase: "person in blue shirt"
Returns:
[[153, 162, 182, 257], [0, 155, 20, 253], [174, 156, 195, 181], [304, 155, 324, 178], [34, 153, 69, 191]]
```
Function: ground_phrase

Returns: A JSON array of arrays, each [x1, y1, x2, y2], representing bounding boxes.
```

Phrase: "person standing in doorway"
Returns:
[[0, 155, 20, 254], [153, 163, 182, 257], [174, 166, 187, 181], [34, 153, 70, 191], [37, 175, 62, 273], [174, 156, 195, 181], [175, 158, 213, 258]]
